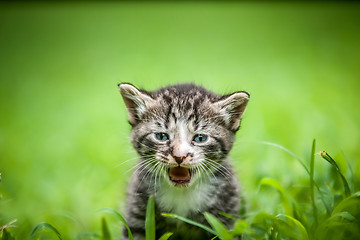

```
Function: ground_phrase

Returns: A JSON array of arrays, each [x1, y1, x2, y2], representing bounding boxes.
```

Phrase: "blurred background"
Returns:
[[0, 0, 359, 238]]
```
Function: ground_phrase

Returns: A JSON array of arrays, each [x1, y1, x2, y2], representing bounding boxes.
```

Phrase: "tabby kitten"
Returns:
[[118, 83, 249, 240]]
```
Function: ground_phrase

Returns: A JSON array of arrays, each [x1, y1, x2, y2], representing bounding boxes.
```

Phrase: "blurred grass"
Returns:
[[0, 1, 359, 238]]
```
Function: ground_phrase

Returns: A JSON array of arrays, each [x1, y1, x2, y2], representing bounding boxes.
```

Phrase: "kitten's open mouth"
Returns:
[[168, 167, 192, 187]]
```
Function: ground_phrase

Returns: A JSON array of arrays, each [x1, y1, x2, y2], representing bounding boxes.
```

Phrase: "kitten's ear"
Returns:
[[118, 83, 155, 125], [215, 91, 250, 132]]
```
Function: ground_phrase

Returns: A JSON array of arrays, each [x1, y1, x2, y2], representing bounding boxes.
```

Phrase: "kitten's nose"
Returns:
[[172, 140, 191, 165], [174, 156, 186, 165]]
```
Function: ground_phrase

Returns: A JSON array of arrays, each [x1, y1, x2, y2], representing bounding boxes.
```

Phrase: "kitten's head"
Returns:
[[119, 83, 249, 187]]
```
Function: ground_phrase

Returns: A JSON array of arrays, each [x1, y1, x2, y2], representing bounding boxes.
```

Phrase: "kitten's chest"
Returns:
[[155, 181, 215, 217]]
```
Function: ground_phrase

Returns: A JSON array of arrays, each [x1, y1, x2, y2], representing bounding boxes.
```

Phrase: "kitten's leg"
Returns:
[[122, 174, 149, 240], [208, 169, 241, 229], [121, 197, 147, 240], [122, 228, 145, 240]]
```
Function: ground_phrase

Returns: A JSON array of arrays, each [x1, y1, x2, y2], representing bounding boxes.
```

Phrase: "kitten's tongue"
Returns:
[[169, 167, 191, 182]]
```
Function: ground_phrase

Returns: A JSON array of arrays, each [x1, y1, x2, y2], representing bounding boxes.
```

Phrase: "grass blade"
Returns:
[[259, 140, 331, 215], [259, 141, 310, 175], [320, 150, 351, 197], [331, 211, 358, 222], [231, 220, 248, 236], [251, 212, 278, 237], [204, 212, 233, 240], [276, 214, 309, 240], [341, 151, 355, 193], [219, 212, 237, 221], [29, 222, 62, 240], [310, 139, 318, 225], [158, 232, 173, 240], [161, 213, 217, 236], [99, 208, 133, 240], [101, 217, 111, 240], [145, 196, 155, 240], [332, 192, 360, 217], [259, 178, 293, 217], [1, 228, 15, 240], [315, 194, 360, 240]]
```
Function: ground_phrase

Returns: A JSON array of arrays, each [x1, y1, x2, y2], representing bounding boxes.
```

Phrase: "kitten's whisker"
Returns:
[[204, 160, 232, 181], [205, 158, 232, 177], [132, 161, 157, 194], [195, 164, 207, 186], [126, 157, 157, 173], [198, 161, 215, 180], [202, 162, 217, 179], [138, 160, 160, 189], [137, 158, 157, 173], [147, 161, 163, 193], [150, 162, 160, 186], [132, 158, 157, 175], [127, 160, 148, 174], [114, 155, 146, 168], [198, 165, 215, 185], [138, 142, 158, 152], [154, 163, 165, 195]]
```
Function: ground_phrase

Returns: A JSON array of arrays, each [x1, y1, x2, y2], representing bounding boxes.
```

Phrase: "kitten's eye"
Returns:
[[155, 132, 169, 142], [193, 134, 208, 143]]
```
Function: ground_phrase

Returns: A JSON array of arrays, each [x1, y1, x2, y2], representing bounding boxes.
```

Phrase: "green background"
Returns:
[[0, 1, 359, 238]]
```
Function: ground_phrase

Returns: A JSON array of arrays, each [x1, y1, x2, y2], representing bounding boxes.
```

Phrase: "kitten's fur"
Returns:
[[118, 83, 249, 240]]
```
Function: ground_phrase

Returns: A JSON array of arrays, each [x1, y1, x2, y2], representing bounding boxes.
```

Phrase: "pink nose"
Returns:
[[172, 141, 191, 165]]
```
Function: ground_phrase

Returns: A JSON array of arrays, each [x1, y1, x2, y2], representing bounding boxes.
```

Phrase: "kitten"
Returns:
[[118, 83, 249, 240]]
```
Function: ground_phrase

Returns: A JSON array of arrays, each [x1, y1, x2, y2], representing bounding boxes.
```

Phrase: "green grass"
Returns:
[[0, 1, 360, 239], [3, 143, 358, 239]]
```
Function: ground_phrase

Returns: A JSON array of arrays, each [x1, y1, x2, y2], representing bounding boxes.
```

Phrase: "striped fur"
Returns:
[[119, 83, 249, 240]]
